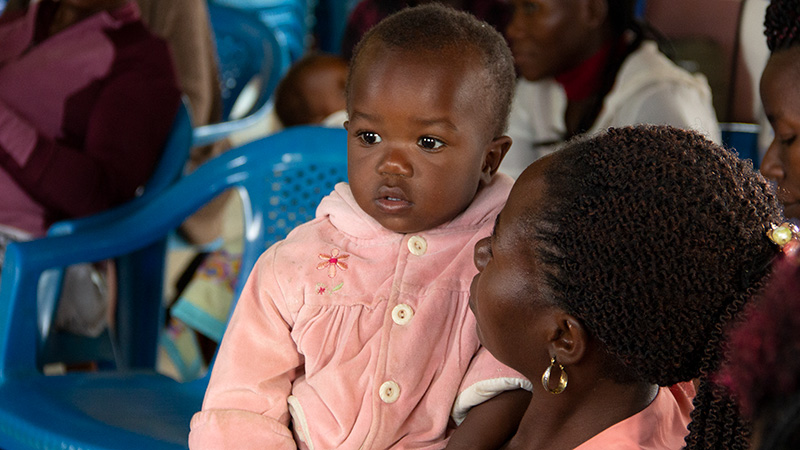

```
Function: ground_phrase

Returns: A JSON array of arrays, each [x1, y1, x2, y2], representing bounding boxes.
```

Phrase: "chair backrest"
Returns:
[[210, 0, 310, 63], [48, 101, 194, 237], [0, 126, 348, 376], [720, 122, 762, 169], [35, 101, 193, 369], [193, 3, 289, 148]]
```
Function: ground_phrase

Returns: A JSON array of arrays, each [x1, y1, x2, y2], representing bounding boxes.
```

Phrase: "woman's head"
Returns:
[[344, 4, 516, 233], [471, 125, 782, 448], [506, 0, 635, 81], [760, 0, 800, 219]]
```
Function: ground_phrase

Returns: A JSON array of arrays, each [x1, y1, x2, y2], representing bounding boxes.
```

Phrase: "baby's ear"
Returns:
[[481, 136, 512, 184]]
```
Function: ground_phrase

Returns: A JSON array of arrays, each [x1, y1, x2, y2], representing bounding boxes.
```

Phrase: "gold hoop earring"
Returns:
[[541, 356, 568, 394]]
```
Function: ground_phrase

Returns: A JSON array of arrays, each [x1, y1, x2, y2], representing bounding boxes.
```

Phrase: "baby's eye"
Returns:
[[418, 136, 445, 151], [357, 131, 382, 145], [781, 135, 797, 147]]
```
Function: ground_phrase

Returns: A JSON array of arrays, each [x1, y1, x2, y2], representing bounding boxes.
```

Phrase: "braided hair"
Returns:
[[529, 125, 782, 448], [346, 3, 516, 138], [765, 0, 800, 52]]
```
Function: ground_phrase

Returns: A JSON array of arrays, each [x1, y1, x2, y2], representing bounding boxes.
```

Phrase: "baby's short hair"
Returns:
[[346, 3, 515, 137]]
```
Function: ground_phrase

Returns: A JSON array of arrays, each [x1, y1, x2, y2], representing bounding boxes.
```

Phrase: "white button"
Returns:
[[407, 236, 427, 255], [379, 380, 400, 403], [391, 304, 414, 325]]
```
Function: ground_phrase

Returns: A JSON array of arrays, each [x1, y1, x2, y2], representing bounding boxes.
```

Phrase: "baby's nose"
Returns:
[[378, 147, 413, 177]]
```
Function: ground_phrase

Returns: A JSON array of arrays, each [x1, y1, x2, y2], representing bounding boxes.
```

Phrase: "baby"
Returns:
[[273, 52, 348, 128], [189, 4, 529, 449]]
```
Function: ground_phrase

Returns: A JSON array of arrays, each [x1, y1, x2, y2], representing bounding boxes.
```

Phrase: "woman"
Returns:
[[471, 125, 781, 448], [0, 0, 181, 334], [0, 0, 181, 240], [758, 0, 800, 220], [500, 0, 720, 178]]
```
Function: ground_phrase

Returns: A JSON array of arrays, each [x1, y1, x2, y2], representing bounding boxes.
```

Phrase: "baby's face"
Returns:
[[760, 47, 800, 219], [346, 44, 504, 233]]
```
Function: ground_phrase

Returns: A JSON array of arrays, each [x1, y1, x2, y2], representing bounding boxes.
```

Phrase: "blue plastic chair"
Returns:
[[635, 0, 647, 18], [314, 0, 359, 54], [193, 2, 290, 148], [0, 126, 348, 450], [209, 0, 311, 64], [720, 122, 762, 170], [37, 101, 194, 370]]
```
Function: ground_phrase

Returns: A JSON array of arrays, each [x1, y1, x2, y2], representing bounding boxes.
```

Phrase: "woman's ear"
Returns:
[[481, 136, 512, 185], [546, 313, 588, 366]]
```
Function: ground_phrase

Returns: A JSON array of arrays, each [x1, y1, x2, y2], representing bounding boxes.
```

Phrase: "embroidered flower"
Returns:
[[317, 248, 349, 278], [315, 282, 344, 295]]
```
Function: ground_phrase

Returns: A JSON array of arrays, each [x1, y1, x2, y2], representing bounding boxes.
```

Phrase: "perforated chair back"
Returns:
[[0, 126, 347, 450], [193, 3, 289, 148]]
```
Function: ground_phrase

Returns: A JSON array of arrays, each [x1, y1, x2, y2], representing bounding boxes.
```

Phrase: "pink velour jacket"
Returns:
[[190, 175, 530, 449]]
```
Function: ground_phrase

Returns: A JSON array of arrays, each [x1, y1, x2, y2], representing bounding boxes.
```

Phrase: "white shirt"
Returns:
[[502, 41, 721, 179]]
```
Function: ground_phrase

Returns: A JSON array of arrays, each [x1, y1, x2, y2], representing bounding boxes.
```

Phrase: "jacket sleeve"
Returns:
[[0, 36, 180, 220], [451, 346, 532, 425], [189, 248, 303, 450]]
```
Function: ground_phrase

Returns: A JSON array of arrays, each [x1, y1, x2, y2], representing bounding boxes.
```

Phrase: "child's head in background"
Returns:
[[274, 53, 348, 127], [344, 4, 516, 234]]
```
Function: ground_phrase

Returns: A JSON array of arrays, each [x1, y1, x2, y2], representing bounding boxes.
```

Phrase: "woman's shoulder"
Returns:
[[618, 41, 710, 89]]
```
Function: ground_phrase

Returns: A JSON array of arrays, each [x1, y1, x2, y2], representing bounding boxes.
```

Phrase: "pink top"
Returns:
[[190, 175, 530, 450], [574, 383, 695, 450]]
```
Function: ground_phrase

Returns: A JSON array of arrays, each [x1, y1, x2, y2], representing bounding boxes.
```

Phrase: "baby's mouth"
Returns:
[[376, 186, 412, 212]]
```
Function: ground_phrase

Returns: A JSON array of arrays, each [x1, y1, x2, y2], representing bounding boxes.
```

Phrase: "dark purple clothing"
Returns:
[[340, 0, 512, 61], [0, 0, 181, 236]]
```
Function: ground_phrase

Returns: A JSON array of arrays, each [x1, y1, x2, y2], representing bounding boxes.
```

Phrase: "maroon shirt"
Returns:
[[0, 0, 181, 235], [340, 0, 512, 61]]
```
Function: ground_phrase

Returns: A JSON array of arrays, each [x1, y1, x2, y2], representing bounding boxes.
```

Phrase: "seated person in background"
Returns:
[[136, 0, 232, 249], [758, 0, 800, 220], [273, 52, 348, 128], [465, 125, 782, 449], [717, 252, 800, 450], [340, 0, 511, 61], [501, 0, 720, 178], [189, 5, 531, 448], [0, 0, 180, 245], [0, 0, 181, 334]]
